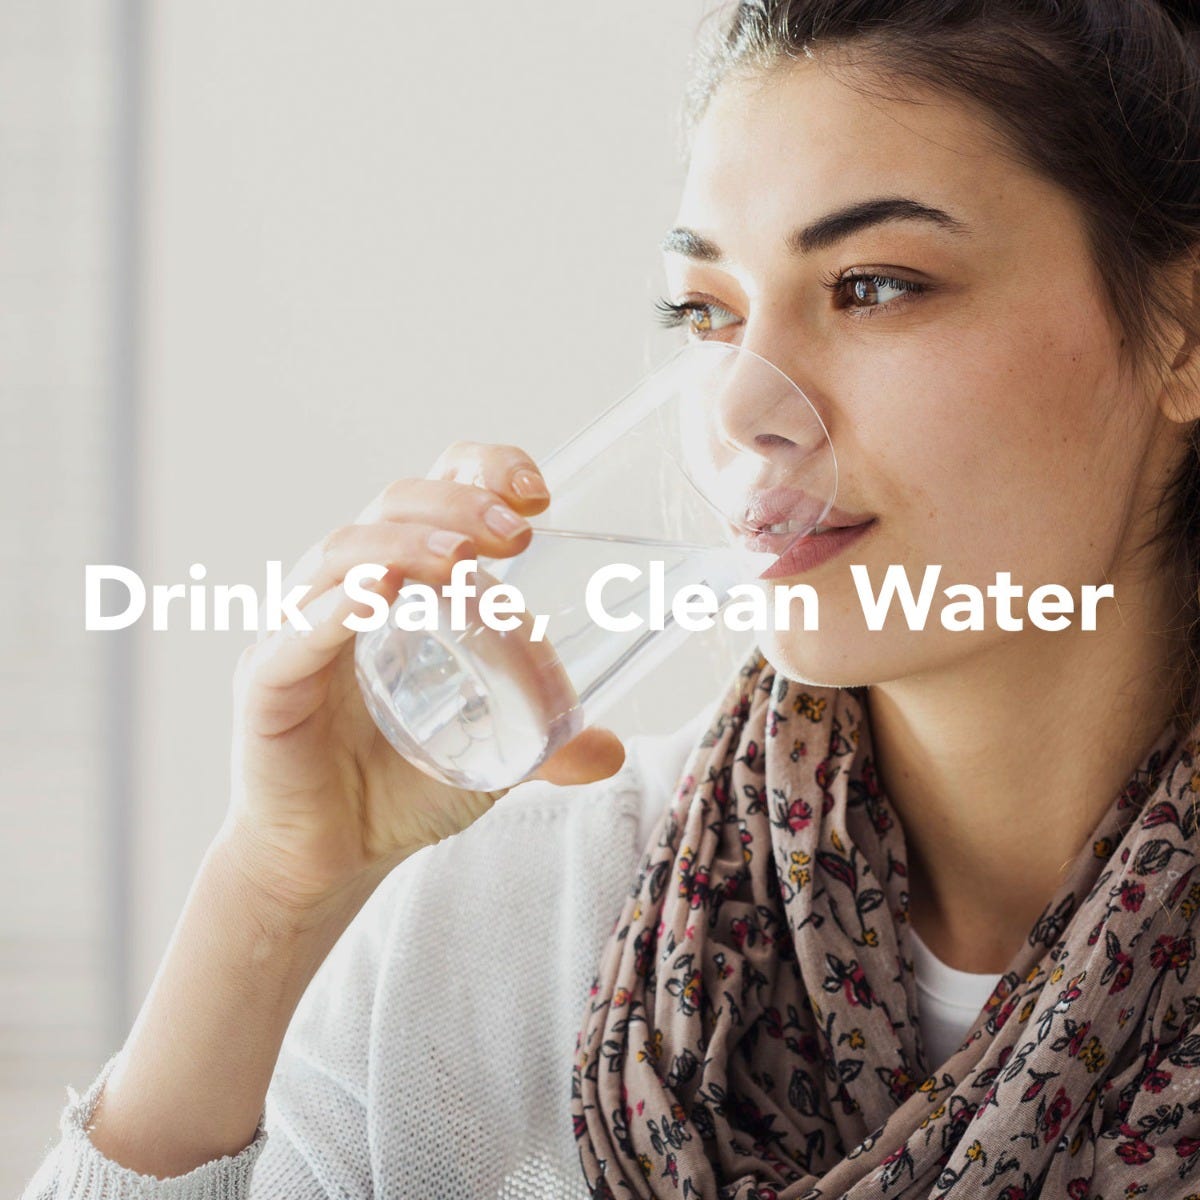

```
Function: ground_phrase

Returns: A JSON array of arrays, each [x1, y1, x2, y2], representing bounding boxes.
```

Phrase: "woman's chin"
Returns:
[[756, 631, 872, 690], [760, 621, 999, 691]]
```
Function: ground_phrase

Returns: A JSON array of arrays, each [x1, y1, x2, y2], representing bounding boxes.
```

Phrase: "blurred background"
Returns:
[[1, 0, 757, 1190]]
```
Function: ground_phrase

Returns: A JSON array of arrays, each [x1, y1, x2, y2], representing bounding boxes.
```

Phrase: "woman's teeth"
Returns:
[[763, 519, 834, 536]]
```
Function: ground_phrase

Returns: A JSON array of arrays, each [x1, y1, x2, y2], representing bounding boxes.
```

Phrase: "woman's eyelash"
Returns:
[[653, 273, 928, 330], [819, 271, 929, 312], [653, 297, 729, 330]]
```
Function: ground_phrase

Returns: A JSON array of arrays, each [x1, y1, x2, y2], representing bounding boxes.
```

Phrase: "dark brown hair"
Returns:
[[685, 0, 1200, 731]]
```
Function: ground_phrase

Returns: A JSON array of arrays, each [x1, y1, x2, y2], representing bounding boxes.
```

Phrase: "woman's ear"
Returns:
[[1157, 250, 1200, 424]]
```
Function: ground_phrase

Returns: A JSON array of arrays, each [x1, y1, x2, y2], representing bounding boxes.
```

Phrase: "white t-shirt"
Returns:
[[910, 925, 1003, 1068], [25, 711, 714, 1200], [24, 702, 1001, 1199]]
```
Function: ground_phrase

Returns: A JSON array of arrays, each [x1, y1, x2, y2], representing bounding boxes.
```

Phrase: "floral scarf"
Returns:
[[570, 650, 1200, 1199]]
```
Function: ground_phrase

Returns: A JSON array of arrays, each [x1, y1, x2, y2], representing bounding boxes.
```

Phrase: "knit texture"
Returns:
[[22, 1052, 266, 1199], [19, 719, 705, 1200]]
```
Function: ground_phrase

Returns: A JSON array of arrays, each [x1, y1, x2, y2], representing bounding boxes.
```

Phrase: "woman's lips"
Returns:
[[742, 485, 830, 534], [751, 518, 878, 580]]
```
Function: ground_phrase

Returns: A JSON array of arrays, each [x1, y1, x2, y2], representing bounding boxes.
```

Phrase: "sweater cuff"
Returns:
[[49, 1053, 268, 1199]]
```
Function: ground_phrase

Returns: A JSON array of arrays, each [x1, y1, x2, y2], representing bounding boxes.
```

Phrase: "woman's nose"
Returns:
[[677, 339, 838, 530], [709, 348, 831, 467]]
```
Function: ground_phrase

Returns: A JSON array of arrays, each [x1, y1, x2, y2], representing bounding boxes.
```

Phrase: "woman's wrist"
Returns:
[[207, 814, 406, 945]]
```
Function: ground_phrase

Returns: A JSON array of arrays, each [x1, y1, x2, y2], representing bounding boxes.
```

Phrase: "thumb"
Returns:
[[532, 726, 626, 786]]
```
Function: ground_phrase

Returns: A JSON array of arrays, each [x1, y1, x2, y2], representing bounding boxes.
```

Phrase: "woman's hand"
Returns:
[[85, 445, 628, 1179], [223, 441, 626, 920]]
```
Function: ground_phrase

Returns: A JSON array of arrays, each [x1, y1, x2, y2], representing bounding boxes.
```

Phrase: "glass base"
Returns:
[[355, 613, 583, 793]]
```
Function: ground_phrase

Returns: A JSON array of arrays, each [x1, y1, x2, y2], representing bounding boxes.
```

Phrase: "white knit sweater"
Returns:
[[21, 713, 708, 1200]]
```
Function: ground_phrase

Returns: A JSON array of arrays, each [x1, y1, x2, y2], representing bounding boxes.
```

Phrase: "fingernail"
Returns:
[[485, 503, 530, 538], [428, 529, 471, 558], [511, 468, 548, 501]]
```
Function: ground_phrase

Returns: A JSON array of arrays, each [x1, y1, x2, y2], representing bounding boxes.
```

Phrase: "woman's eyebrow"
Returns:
[[660, 196, 971, 262]]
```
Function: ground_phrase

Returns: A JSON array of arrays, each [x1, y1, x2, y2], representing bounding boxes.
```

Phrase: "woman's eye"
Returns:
[[654, 273, 928, 336], [828, 272, 927, 314], [653, 297, 742, 336]]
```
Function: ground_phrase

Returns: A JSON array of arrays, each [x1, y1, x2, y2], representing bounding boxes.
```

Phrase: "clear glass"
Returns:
[[355, 340, 837, 791]]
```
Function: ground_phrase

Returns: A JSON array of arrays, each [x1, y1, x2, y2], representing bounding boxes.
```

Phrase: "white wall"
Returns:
[[131, 2, 748, 1003], [131, 1, 751, 1000], [0, 1, 122, 1191], [6, 4, 756, 1191]]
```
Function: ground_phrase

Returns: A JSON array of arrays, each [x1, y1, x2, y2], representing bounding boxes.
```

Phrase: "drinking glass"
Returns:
[[354, 339, 837, 791]]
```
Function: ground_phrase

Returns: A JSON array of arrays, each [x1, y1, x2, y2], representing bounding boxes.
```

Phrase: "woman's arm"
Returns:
[[20, 715, 698, 1199], [19, 444, 622, 1193], [90, 832, 392, 1175], [20, 831, 406, 1199]]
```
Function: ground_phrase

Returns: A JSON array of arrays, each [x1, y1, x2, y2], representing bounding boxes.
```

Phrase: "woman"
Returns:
[[24, 1, 1200, 1196]]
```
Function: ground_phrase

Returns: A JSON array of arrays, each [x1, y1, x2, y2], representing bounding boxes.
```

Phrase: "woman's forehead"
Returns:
[[675, 62, 1038, 248]]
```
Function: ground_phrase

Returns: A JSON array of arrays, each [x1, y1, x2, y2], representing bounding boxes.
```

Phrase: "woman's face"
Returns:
[[663, 59, 1185, 686]]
